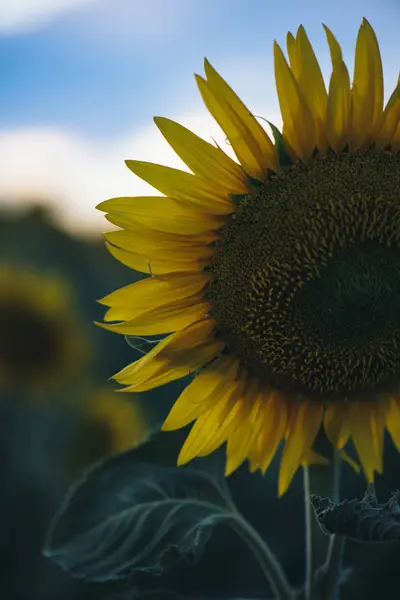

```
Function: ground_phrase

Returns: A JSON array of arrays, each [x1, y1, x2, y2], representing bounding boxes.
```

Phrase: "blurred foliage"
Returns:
[[2, 205, 400, 600]]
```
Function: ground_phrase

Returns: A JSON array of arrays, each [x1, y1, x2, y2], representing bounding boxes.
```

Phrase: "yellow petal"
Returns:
[[118, 341, 222, 392], [199, 389, 246, 456], [278, 400, 323, 496], [196, 75, 276, 182], [203, 59, 278, 176], [384, 392, 400, 451], [104, 231, 213, 263], [248, 389, 288, 474], [106, 212, 219, 245], [339, 449, 361, 473], [326, 60, 352, 152], [349, 402, 383, 482], [371, 406, 385, 474], [323, 25, 343, 66], [125, 161, 233, 214], [375, 81, 400, 149], [363, 19, 384, 134], [114, 319, 224, 390], [274, 41, 317, 161], [302, 448, 329, 466], [98, 196, 226, 235], [100, 271, 210, 309], [225, 381, 263, 475], [177, 376, 244, 464], [350, 19, 384, 149], [162, 355, 239, 430], [105, 242, 207, 275], [286, 32, 298, 76], [99, 296, 211, 335], [323, 403, 350, 449], [154, 117, 249, 193], [293, 26, 328, 151]]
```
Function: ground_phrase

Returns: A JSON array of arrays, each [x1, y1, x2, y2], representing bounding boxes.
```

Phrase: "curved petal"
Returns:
[[114, 319, 224, 390], [376, 80, 400, 149], [274, 42, 317, 161], [384, 392, 400, 451], [291, 26, 328, 151], [225, 380, 264, 475], [98, 196, 226, 235], [196, 75, 276, 181], [104, 230, 214, 262], [99, 271, 211, 310], [106, 212, 219, 245], [203, 59, 278, 176], [278, 400, 323, 496], [248, 389, 288, 474], [99, 296, 211, 335], [105, 242, 208, 275], [350, 19, 384, 149], [125, 161, 234, 214], [323, 403, 350, 449], [326, 60, 352, 152], [323, 24, 343, 65], [162, 355, 240, 430], [349, 402, 383, 482], [177, 376, 245, 464], [154, 117, 249, 193]]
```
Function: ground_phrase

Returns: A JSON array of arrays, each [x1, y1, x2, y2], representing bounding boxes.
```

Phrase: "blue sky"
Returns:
[[0, 0, 399, 233]]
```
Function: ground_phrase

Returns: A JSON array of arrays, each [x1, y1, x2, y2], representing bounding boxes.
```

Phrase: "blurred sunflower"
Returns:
[[0, 265, 90, 393], [72, 390, 152, 470], [97, 19, 400, 495], [88, 390, 151, 455]]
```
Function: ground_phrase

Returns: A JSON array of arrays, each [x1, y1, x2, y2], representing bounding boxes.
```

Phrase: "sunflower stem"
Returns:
[[228, 513, 295, 600], [313, 533, 346, 600], [303, 433, 343, 600]]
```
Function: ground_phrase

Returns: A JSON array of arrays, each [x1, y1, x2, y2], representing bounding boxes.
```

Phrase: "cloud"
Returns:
[[0, 0, 95, 34], [76, 0, 195, 44], [0, 113, 231, 234], [0, 55, 282, 236], [0, 0, 196, 39]]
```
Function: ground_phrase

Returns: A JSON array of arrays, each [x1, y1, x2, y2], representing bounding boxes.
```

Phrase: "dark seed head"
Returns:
[[207, 150, 400, 401]]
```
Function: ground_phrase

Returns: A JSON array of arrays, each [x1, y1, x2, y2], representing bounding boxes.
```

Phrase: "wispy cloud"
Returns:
[[0, 56, 283, 236], [0, 0, 96, 34], [0, 113, 232, 234], [0, 47, 286, 235]]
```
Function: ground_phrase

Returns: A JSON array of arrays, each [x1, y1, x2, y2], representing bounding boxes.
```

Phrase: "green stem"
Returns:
[[313, 533, 346, 600], [303, 432, 342, 600], [228, 513, 295, 600]]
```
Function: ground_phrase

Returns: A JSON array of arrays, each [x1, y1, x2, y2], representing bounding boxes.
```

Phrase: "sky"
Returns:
[[1, 0, 399, 235]]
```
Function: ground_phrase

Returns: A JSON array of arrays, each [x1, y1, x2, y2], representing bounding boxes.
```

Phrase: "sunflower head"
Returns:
[[83, 390, 151, 461], [0, 265, 91, 394], [97, 18, 400, 495]]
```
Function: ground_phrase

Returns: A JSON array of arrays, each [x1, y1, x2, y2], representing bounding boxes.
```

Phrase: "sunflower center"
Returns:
[[297, 243, 400, 344], [207, 150, 400, 401]]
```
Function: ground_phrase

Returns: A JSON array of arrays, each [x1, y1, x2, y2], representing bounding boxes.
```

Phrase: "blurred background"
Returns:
[[2, 1, 400, 599]]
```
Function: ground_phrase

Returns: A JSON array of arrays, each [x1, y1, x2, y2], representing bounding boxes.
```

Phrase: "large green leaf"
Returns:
[[44, 447, 235, 582]]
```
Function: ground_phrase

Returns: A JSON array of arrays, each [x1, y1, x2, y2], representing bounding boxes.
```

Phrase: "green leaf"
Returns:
[[44, 447, 235, 582]]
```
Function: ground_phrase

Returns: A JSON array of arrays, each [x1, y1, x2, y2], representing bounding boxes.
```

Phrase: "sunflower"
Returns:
[[76, 390, 151, 468], [97, 19, 400, 495], [0, 265, 90, 393]]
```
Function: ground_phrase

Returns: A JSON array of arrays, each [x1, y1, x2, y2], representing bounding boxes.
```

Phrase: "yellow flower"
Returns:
[[98, 19, 400, 495], [0, 265, 90, 393], [84, 390, 151, 457]]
